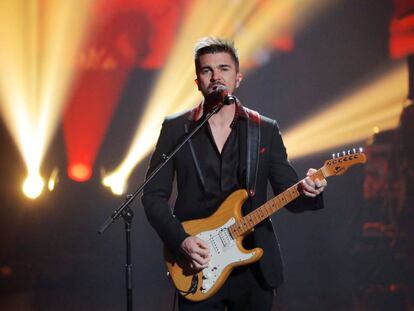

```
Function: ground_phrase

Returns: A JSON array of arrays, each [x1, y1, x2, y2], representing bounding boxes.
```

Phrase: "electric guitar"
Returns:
[[165, 150, 366, 301]]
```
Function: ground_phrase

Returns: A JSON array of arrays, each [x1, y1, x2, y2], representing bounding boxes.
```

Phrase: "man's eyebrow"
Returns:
[[199, 64, 232, 71]]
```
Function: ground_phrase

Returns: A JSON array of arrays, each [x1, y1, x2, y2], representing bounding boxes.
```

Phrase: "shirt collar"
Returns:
[[229, 99, 248, 128], [187, 96, 248, 123]]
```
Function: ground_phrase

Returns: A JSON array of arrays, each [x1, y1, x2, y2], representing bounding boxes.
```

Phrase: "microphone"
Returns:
[[214, 85, 237, 105]]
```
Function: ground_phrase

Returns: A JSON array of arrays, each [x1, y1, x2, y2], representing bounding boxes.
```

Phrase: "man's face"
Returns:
[[195, 52, 243, 98]]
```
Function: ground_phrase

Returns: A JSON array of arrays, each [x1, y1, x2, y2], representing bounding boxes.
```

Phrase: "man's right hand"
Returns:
[[180, 236, 211, 271]]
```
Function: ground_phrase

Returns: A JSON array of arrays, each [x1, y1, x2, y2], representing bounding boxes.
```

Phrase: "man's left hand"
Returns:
[[301, 168, 327, 197]]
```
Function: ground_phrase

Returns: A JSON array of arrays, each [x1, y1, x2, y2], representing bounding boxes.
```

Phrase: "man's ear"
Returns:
[[195, 78, 200, 90], [235, 72, 243, 88]]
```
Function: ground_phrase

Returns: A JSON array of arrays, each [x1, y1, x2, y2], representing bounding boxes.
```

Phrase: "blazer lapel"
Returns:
[[185, 104, 206, 190]]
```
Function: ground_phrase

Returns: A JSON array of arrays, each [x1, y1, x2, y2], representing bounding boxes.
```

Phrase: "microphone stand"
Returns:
[[98, 101, 227, 311]]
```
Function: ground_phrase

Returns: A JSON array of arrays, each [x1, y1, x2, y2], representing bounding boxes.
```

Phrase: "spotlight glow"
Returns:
[[103, 0, 334, 194], [22, 174, 45, 200], [0, 0, 93, 198], [68, 163, 92, 182], [47, 168, 59, 192], [102, 172, 127, 195]]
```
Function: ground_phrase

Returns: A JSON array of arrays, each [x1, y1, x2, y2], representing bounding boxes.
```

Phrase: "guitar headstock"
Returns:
[[323, 147, 367, 177]]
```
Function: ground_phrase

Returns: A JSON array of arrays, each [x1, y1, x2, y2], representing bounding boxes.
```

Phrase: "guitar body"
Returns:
[[165, 189, 263, 302]]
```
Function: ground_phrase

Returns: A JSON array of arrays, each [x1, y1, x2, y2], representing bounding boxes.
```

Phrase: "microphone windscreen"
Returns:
[[215, 85, 229, 96]]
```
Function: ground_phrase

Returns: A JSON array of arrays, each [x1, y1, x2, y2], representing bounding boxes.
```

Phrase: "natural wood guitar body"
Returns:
[[165, 189, 263, 301]]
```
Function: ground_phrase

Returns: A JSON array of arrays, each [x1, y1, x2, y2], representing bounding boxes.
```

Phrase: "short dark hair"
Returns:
[[194, 37, 240, 72]]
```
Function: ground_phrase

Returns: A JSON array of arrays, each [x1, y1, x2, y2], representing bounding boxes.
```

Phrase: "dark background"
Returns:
[[1, 0, 410, 310]]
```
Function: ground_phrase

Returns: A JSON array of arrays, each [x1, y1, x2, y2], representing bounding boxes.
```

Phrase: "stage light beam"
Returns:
[[283, 63, 408, 159], [0, 0, 93, 199]]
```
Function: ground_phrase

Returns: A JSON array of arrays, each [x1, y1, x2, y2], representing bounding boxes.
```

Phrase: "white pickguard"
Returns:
[[196, 218, 255, 293]]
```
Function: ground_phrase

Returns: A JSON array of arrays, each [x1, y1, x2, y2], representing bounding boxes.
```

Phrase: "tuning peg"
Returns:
[[342, 151, 346, 156], [337, 152, 340, 158], [359, 147, 363, 153], [353, 148, 356, 154], [347, 150, 351, 155], [332, 153, 336, 159]]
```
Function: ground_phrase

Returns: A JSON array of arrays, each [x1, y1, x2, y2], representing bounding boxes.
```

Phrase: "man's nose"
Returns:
[[211, 70, 221, 81]]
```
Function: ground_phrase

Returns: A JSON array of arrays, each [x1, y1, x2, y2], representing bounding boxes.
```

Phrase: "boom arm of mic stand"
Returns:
[[98, 102, 224, 234]]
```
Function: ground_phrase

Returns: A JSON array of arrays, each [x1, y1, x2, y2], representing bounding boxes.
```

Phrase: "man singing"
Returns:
[[142, 37, 327, 311]]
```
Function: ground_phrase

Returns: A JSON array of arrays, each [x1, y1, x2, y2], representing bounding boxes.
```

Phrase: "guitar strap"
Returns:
[[246, 109, 261, 197]]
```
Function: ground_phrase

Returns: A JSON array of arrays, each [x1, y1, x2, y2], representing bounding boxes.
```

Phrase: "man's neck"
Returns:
[[208, 103, 235, 128]]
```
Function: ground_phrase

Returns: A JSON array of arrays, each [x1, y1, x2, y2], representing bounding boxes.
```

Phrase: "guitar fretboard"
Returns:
[[228, 169, 326, 238]]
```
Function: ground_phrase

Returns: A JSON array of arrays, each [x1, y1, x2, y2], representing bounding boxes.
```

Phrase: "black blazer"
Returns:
[[142, 103, 324, 288]]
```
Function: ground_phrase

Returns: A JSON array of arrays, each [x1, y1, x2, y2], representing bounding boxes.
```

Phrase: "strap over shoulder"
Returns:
[[245, 108, 261, 197]]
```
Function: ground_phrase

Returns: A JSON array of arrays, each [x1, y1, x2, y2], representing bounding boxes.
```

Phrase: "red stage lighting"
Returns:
[[68, 163, 92, 182], [63, 0, 187, 183], [390, 0, 414, 59]]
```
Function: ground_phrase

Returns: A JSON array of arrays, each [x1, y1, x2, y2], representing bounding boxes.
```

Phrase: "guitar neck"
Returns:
[[229, 168, 326, 238]]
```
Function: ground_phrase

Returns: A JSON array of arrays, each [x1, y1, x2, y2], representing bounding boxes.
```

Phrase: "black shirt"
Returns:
[[199, 104, 247, 211]]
